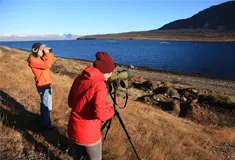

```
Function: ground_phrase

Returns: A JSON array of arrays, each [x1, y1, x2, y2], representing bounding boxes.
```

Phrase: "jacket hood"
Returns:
[[82, 66, 106, 81]]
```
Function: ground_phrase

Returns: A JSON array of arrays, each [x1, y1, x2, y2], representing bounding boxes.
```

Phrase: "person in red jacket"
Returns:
[[28, 43, 55, 129], [67, 52, 115, 160]]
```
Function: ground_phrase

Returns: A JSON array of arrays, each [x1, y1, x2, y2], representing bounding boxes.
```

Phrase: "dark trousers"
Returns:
[[72, 141, 102, 160]]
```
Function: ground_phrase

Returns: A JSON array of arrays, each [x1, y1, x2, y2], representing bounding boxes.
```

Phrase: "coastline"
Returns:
[[5, 46, 234, 82], [78, 29, 235, 42], [1, 38, 235, 42], [55, 55, 235, 95], [56, 55, 235, 82], [1, 46, 234, 95], [77, 37, 235, 43]]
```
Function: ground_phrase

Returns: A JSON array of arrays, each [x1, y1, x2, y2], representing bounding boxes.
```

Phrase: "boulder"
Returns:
[[191, 89, 199, 94], [172, 100, 181, 116], [156, 100, 180, 115], [154, 86, 180, 99], [170, 88, 180, 99], [138, 95, 152, 104], [154, 86, 171, 95], [178, 89, 197, 101], [179, 102, 193, 117], [181, 96, 187, 102], [132, 81, 153, 91], [130, 75, 146, 83], [152, 82, 161, 90]]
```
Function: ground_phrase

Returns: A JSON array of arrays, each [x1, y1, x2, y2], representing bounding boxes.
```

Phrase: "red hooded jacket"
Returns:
[[67, 66, 114, 145]]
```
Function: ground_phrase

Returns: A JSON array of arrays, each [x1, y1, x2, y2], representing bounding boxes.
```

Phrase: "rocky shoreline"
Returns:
[[51, 56, 235, 95], [129, 78, 235, 128]]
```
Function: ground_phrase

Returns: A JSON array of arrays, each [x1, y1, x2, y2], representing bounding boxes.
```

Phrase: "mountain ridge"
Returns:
[[78, 1, 235, 42], [159, 1, 235, 31]]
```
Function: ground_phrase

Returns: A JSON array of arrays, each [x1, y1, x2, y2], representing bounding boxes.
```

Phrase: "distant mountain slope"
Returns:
[[0, 34, 80, 41], [159, 1, 235, 31], [79, 1, 235, 42]]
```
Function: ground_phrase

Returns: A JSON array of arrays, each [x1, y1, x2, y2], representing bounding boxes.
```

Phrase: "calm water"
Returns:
[[1, 40, 235, 79]]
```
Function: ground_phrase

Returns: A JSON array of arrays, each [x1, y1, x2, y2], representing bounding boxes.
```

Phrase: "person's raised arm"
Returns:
[[28, 52, 55, 69]]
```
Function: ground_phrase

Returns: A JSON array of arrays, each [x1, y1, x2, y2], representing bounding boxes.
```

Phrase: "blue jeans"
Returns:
[[37, 85, 53, 128]]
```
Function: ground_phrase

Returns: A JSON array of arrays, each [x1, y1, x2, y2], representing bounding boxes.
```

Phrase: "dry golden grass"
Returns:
[[0, 46, 235, 160], [0, 121, 24, 159]]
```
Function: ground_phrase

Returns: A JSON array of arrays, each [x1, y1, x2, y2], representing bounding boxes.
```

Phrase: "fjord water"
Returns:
[[1, 40, 235, 79]]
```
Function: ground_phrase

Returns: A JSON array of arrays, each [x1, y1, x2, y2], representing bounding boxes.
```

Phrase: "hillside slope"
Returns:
[[0, 46, 235, 160], [79, 1, 235, 41], [159, 1, 235, 31]]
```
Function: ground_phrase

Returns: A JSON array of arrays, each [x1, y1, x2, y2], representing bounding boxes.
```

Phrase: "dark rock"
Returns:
[[152, 82, 161, 90], [154, 86, 171, 95], [132, 81, 153, 91], [138, 95, 152, 103], [181, 96, 187, 102], [172, 100, 181, 116], [179, 102, 194, 117], [178, 89, 197, 101], [157, 101, 175, 111], [170, 88, 180, 99], [191, 89, 199, 94], [152, 95, 161, 102], [179, 102, 219, 125]]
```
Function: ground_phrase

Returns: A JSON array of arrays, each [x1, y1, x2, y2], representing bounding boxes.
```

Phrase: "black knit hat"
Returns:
[[32, 43, 46, 55]]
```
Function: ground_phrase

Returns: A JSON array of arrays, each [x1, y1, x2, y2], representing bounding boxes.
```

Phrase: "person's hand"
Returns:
[[43, 48, 50, 54]]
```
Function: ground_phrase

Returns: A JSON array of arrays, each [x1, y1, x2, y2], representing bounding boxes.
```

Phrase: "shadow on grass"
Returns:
[[0, 89, 74, 159]]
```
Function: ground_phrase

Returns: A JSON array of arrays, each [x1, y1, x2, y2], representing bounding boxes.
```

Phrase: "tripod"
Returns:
[[101, 81, 141, 160]]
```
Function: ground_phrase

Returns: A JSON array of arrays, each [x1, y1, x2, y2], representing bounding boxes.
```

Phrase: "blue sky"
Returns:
[[0, 0, 229, 35]]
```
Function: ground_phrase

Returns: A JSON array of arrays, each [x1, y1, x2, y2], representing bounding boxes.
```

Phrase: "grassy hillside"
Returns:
[[0, 46, 235, 160]]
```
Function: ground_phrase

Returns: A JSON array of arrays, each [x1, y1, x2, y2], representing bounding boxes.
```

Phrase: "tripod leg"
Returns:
[[101, 120, 110, 131], [115, 110, 141, 160], [103, 119, 112, 143]]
